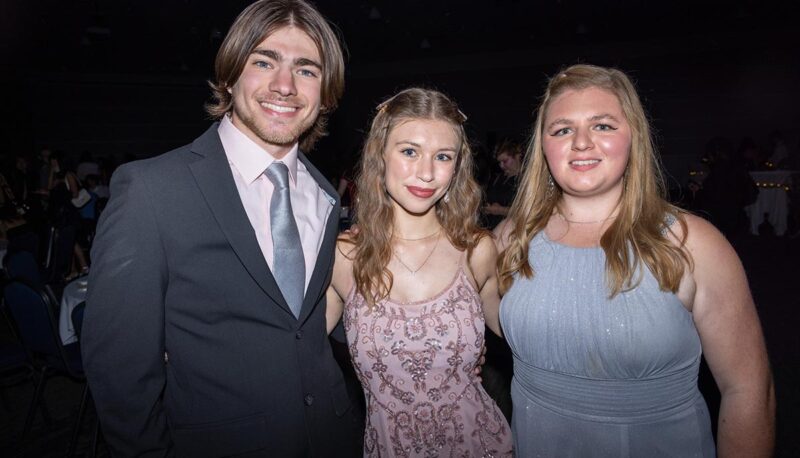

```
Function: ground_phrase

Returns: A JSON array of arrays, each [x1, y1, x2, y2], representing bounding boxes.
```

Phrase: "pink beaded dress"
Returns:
[[343, 264, 513, 458]]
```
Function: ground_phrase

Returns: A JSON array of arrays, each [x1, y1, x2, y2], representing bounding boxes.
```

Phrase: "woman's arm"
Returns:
[[326, 238, 355, 334], [64, 172, 80, 199], [325, 286, 344, 335], [684, 215, 775, 457], [469, 235, 503, 337], [336, 177, 349, 198], [66, 172, 81, 198]]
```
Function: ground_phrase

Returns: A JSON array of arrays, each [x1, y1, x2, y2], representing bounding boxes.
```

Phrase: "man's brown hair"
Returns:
[[206, 0, 345, 151]]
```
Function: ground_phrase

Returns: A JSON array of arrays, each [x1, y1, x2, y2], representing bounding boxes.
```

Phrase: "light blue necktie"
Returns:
[[265, 162, 305, 318]]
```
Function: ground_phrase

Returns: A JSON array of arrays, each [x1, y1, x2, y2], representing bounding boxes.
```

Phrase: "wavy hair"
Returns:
[[205, 0, 345, 152], [498, 64, 691, 296], [350, 88, 487, 305]]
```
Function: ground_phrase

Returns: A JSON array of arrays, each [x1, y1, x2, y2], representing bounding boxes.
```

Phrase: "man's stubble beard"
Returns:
[[236, 103, 318, 150]]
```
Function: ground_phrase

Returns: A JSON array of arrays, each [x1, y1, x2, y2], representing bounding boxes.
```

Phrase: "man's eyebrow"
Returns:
[[295, 57, 322, 70], [250, 49, 322, 70], [252, 49, 280, 60]]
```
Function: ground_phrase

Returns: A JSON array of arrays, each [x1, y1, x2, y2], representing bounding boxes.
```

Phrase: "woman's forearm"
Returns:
[[716, 382, 775, 458]]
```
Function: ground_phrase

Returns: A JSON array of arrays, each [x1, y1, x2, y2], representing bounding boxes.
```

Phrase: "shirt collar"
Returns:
[[218, 114, 299, 185]]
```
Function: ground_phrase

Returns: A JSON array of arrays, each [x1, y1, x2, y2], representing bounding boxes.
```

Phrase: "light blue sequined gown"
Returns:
[[500, 230, 715, 457]]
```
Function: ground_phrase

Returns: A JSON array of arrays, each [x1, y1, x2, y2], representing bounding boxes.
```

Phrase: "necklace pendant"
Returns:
[[393, 232, 441, 275]]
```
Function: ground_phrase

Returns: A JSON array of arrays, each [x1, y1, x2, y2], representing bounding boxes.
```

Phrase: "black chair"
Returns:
[[4, 249, 61, 313], [5, 229, 40, 261], [2, 280, 89, 455], [0, 255, 49, 429], [0, 339, 34, 412], [4, 250, 45, 288], [43, 225, 77, 286]]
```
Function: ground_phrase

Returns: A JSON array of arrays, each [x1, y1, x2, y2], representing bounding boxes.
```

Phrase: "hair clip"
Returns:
[[376, 94, 398, 113], [457, 109, 468, 123]]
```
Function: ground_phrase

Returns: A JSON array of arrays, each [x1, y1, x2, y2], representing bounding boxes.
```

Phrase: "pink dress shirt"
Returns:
[[218, 115, 333, 292]]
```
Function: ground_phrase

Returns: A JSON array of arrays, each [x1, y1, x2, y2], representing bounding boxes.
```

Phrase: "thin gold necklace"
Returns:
[[393, 229, 441, 241], [393, 232, 441, 274]]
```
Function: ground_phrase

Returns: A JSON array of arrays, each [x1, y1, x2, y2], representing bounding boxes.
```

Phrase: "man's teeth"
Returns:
[[261, 102, 297, 113], [571, 159, 600, 166]]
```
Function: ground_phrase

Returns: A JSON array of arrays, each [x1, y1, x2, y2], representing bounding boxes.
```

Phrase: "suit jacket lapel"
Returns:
[[297, 152, 340, 323], [187, 124, 295, 318]]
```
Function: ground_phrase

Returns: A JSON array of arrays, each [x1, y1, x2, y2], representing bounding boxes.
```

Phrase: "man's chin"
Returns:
[[258, 120, 318, 147], [257, 129, 303, 149]]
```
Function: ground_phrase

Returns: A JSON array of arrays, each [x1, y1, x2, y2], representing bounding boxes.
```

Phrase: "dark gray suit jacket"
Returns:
[[82, 124, 361, 457]]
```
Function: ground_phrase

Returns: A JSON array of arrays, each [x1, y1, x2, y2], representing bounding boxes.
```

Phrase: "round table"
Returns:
[[58, 277, 88, 345]]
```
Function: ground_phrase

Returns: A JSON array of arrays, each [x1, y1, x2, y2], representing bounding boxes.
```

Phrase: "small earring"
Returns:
[[443, 192, 450, 204], [547, 174, 555, 191], [226, 86, 232, 94]]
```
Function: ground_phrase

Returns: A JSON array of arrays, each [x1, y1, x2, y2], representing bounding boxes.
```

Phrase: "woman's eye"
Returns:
[[298, 68, 318, 78], [400, 148, 416, 157], [254, 60, 271, 69], [552, 127, 571, 136], [595, 124, 617, 131], [435, 153, 453, 161]]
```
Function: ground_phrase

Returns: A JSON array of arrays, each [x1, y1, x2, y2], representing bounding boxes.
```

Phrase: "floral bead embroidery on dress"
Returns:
[[344, 267, 513, 458]]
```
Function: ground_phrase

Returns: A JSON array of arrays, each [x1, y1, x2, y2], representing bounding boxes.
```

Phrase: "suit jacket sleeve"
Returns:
[[81, 163, 172, 456]]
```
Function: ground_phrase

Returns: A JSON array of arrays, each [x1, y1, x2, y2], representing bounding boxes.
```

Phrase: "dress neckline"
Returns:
[[386, 265, 474, 306], [540, 229, 603, 251], [347, 264, 478, 307]]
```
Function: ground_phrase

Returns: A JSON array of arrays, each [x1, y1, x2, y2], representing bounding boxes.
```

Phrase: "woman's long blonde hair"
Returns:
[[351, 87, 486, 305], [498, 64, 691, 296]]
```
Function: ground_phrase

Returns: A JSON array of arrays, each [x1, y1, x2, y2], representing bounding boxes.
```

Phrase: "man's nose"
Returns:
[[269, 67, 297, 97]]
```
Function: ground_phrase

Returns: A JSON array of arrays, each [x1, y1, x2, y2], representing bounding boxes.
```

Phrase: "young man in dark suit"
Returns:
[[82, 1, 362, 455]]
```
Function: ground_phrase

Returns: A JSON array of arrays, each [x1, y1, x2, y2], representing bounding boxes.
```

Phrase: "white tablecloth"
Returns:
[[745, 171, 796, 236], [58, 277, 88, 345]]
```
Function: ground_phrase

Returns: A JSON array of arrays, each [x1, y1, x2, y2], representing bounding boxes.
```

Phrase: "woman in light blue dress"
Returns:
[[494, 64, 774, 457]]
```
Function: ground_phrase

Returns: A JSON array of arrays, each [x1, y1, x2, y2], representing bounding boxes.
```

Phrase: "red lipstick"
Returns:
[[406, 186, 435, 198]]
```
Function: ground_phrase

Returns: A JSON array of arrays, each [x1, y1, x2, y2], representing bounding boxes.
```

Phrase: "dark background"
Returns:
[[1, 0, 798, 185]]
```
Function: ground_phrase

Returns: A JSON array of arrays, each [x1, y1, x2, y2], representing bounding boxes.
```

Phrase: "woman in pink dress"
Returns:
[[326, 88, 512, 457]]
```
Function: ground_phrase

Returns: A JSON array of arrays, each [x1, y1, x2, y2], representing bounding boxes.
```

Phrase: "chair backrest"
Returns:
[[4, 250, 44, 288], [0, 340, 32, 387], [71, 302, 86, 340], [6, 230, 39, 260], [0, 341, 29, 371], [44, 225, 76, 284], [3, 280, 66, 364]]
